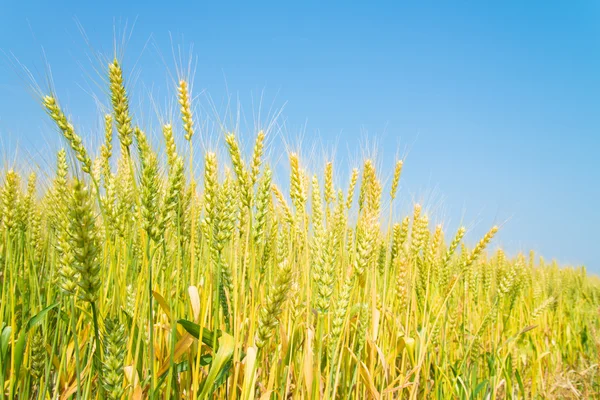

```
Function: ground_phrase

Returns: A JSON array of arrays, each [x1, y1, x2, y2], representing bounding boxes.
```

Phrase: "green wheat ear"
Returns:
[[225, 133, 252, 209], [346, 167, 359, 210], [102, 317, 126, 400], [109, 59, 133, 151], [162, 123, 178, 167], [178, 80, 195, 142], [141, 151, 162, 242], [253, 166, 272, 245], [256, 244, 293, 350], [1, 170, 21, 235], [43, 96, 93, 174], [289, 152, 306, 212], [250, 131, 266, 186], [69, 179, 101, 303], [391, 160, 403, 200], [29, 329, 45, 380]]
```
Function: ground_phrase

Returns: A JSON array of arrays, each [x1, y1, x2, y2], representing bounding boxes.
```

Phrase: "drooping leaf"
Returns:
[[0, 325, 11, 363], [473, 380, 488, 398], [24, 303, 59, 332], [177, 319, 221, 349], [515, 369, 525, 395], [199, 332, 235, 398], [14, 303, 60, 386]]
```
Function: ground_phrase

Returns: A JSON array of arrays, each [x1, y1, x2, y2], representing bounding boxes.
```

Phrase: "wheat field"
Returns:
[[0, 56, 598, 399]]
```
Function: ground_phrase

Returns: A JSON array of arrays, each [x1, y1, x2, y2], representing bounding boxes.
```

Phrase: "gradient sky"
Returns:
[[0, 1, 598, 270]]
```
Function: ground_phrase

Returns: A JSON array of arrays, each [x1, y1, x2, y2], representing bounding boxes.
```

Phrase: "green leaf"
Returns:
[[14, 303, 59, 381], [13, 331, 27, 381], [504, 354, 513, 379], [199, 353, 213, 366], [155, 360, 190, 391], [473, 380, 488, 398], [211, 360, 233, 395], [121, 308, 144, 377], [199, 332, 235, 398], [25, 303, 59, 332], [0, 325, 12, 366], [515, 369, 525, 395], [177, 319, 220, 349]]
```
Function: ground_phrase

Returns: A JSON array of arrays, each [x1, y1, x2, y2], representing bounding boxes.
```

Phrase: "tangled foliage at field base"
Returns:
[[0, 59, 599, 399]]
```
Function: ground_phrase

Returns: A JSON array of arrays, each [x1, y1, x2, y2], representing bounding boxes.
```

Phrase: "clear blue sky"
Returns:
[[1, 1, 599, 270]]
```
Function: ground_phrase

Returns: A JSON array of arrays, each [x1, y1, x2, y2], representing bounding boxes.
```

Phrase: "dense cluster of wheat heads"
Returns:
[[0, 59, 599, 400]]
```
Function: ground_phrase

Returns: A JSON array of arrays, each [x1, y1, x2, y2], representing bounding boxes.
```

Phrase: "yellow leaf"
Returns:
[[158, 333, 195, 376], [349, 348, 381, 400], [124, 365, 140, 387], [132, 385, 143, 400], [188, 286, 201, 322], [241, 346, 258, 400], [368, 338, 389, 380], [152, 290, 171, 321], [303, 327, 314, 395], [259, 390, 273, 400], [372, 307, 381, 341]]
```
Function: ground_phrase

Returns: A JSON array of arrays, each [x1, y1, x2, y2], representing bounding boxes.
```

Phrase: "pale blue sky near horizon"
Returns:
[[0, 1, 598, 270]]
